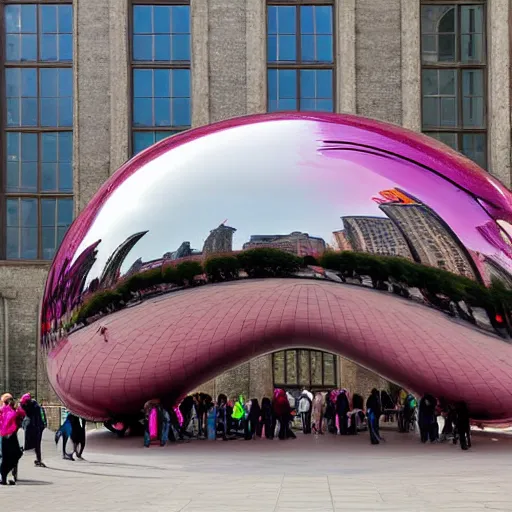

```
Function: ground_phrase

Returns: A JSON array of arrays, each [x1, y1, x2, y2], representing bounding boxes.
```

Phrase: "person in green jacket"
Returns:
[[231, 395, 245, 435]]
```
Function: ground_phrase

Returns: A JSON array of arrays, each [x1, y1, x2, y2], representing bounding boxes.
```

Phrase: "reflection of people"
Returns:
[[70, 414, 87, 458], [366, 388, 382, 445], [20, 393, 47, 467], [143, 400, 169, 447], [311, 392, 325, 435], [418, 394, 438, 443], [454, 401, 471, 450], [0, 393, 25, 485], [336, 391, 350, 435], [258, 397, 274, 439], [273, 389, 296, 440], [297, 390, 312, 434], [56, 412, 86, 460]]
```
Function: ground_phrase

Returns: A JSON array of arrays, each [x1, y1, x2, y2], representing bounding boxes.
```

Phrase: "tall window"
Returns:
[[1, 1, 74, 260], [420, 3, 486, 168], [131, 2, 191, 155], [273, 349, 337, 389], [266, 1, 334, 113]]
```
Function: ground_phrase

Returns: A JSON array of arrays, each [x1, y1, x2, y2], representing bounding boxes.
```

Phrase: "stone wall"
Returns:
[[0, 265, 48, 397], [355, 0, 402, 125]]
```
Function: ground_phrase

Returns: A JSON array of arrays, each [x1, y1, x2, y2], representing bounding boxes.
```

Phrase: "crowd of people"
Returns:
[[0, 385, 474, 484], [141, 387, 472, 451]]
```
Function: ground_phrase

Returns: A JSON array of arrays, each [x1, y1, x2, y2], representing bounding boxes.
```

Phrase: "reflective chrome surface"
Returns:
[[41, 113, 512, 422]]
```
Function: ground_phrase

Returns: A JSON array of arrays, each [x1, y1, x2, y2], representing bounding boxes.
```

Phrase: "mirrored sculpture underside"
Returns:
[[41, 112, 512, 422]]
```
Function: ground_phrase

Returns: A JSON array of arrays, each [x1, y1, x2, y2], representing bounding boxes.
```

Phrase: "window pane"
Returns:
[[6, 132, 38, 193], [267, 69, 297, 112], [323, 353, 335, 386], [428, 132, 458, 150], [6, 68, 37, 127], [421, 5, 457, 63], [298, 350, 310, 387], [40, 68, 73, 127], [311, 351, 322, 386], [462, 133, 486, 168], [462, 69, 484, 128], [132, 5, 190, 62], [300, 70, 333, 112], [422, 69, 457, 129], [267, 6, 296, 62], [285, 351, 297, 384], [39, 5, 73, 62], [273, 352, 285, 384], [461, 5, 484, 63], [300, 6, 333, 63], [133, 6, 152, 34], [133, 131, 179, 155]]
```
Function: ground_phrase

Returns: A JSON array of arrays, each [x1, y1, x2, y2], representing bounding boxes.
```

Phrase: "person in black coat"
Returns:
[[418, 394, 438, 443], [245, 399, 261, 440], [324, 391, 336, 434], [258, 397, 274, 439], [19, 394, 47, 467], [454, 401, 471, 450], [366, 388, 382, 445], [336, 391, 350, 435], [179, 396, 195, 438]]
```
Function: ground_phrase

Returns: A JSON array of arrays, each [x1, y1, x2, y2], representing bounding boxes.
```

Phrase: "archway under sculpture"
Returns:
[[41, 112, 512, 424]]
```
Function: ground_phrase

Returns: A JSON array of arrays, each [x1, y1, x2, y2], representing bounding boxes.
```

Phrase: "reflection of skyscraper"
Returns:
[[99, 231, 148, 288], [341, 217, 412, 259], [167, 241, 194, 261], [332, 230, 353, 251], [379, 202, 478, 280], [483, 257, 512, 287], [243, 232, 326, 257], [202, 224, 237, 256]]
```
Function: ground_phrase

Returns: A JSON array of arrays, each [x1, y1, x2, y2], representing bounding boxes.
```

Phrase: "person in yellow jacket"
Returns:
[[231, 395, 245, 435]]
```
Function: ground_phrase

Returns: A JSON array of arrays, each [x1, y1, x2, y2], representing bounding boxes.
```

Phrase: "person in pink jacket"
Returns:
[[0, 393, 26, 485]]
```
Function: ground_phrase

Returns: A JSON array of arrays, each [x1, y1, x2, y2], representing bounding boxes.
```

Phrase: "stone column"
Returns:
[[355, 0, 402, 124], [401, 0, 421, 132], [191, 0, 210, 127], [109, 0, 130, 173], [74, 0, 112, 213], [207, 0, 247, 122], [246, 0, 267, 114], [488, 0, 511, 186], [336, 0, 356, 113]]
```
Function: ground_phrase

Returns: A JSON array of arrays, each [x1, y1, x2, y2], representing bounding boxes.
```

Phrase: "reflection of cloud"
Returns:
[[74, 121, 352, 284]]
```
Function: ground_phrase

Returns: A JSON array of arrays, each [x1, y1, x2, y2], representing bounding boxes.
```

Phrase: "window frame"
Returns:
[[129, 0, 191, 156], [0, 0, 74, 262], [420, 1, 488, 168], [266, 0, 336, 113], [272, 349, 338, 390]]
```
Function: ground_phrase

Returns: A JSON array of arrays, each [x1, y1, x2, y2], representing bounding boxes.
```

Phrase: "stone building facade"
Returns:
[[0, 0, 510, 404]]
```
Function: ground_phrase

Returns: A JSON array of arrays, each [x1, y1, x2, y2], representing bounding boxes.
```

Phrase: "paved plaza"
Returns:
[[3, 427, 512, 511]]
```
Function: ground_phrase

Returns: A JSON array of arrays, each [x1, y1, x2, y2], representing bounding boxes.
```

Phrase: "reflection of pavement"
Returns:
[[6, 428, 512, 511]]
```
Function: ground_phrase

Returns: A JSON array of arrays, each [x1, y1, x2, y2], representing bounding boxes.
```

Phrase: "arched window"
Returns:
[[420, 2, 487, 168], [272, 349, 337, 389]]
